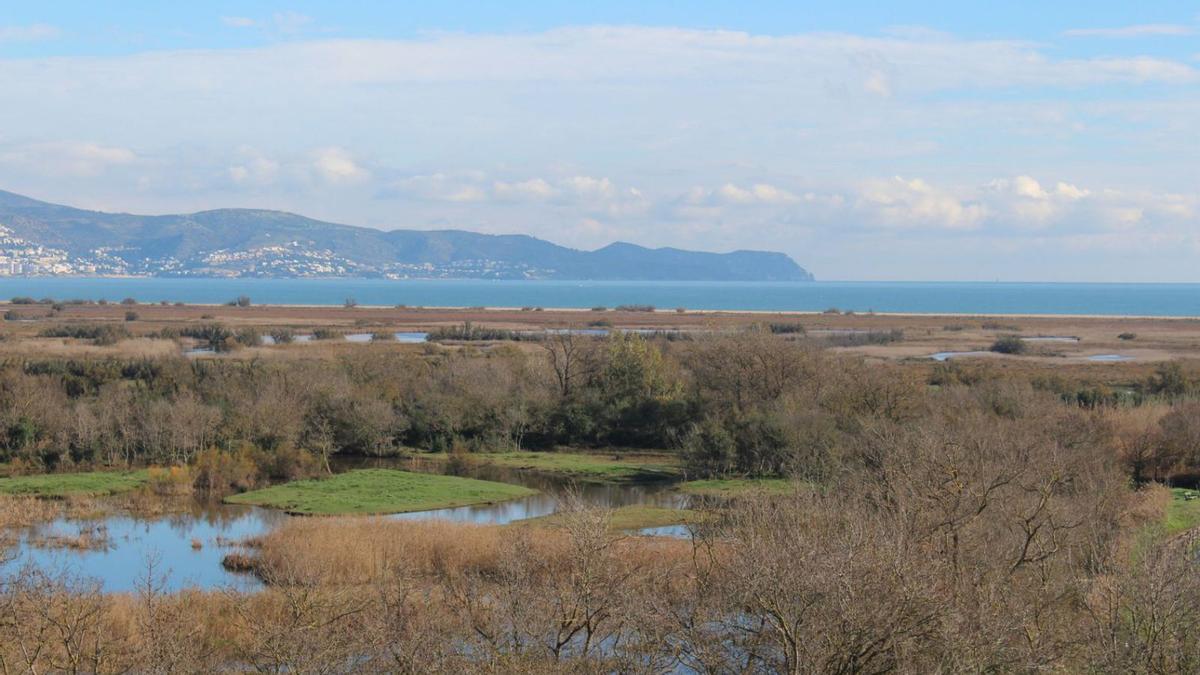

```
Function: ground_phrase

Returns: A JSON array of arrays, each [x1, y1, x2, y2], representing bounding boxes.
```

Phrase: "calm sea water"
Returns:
[[0, 278, 1198, 316]]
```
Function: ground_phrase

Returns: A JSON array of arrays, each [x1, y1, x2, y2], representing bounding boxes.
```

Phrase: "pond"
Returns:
[[928, 351, 993, 361], [2, 457, 687, 592]]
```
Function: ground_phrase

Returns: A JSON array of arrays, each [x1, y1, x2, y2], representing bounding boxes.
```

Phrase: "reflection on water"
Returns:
[[3, 503, 287, 593], [4, 455, 684, 591], [1087, 354, 1133, 362]]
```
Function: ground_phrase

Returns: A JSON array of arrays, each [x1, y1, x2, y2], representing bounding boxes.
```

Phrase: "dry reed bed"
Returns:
[[243, 515, 696, 586]]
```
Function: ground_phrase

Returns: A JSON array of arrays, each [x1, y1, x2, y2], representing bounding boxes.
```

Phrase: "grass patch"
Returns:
[[677, 478, 795, 497], [515, 505, 703, 531], [225, 469, 537, 515], [424, 451, 682, 483], [0, 470, 149, 498], [1163, 487, 1200, 537]]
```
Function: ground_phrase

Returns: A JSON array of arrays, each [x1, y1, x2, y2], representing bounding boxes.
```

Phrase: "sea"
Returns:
[[0, 278, 1198, 317]]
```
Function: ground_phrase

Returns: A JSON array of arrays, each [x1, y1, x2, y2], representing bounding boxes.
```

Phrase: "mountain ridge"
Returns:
[[0, 190, 813, 281]]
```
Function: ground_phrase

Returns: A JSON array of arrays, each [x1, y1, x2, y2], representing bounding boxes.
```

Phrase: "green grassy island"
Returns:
[[225, 468, 537, 515]]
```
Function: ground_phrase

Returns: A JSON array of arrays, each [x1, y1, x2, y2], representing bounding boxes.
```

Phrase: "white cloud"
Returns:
[[218, 13, 313, 36], [310, 147, 369, 185], [392, 173, 487, 202], [1064, 24, 1194, 38], [0, 141, 137, 177], [493, 178, 557, 201], [227, 147, 280, 186], [0, 24, 60, 43], [858, 177, 987, 230]]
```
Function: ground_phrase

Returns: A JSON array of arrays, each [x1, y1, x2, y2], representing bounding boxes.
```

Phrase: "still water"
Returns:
[[3, 459, 687, 592], [0, 278, 1199, 316]]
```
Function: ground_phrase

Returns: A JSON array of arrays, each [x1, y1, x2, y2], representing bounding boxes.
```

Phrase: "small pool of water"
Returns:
[[928, 351, 993, 361], [636, 524, 693, 538], [3, 503, 285, 592], [3, 457, 685, 592], [1087, 354, 1133, 362]]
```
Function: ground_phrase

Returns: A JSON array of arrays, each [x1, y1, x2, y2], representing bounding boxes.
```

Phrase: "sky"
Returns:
[[0, 2, 1197, 281]]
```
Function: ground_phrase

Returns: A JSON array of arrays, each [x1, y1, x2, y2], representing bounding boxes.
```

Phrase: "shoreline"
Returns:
[[4, 299, 1197, 321]]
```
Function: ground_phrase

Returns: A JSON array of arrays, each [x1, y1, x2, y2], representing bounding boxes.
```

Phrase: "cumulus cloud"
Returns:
[[227, 147, 280, 186], [492, 178, 557, 201], [310, 147, 369, 185], [857, 177, 987, 230], [391, 173, 488, 202]]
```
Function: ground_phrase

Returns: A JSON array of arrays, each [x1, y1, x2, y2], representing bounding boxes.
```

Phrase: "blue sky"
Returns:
[[0, 2, 1197, 280]]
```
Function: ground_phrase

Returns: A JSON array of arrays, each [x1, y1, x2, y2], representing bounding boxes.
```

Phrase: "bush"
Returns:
[[9, 296, 36, 305], [312, 328, 341, 340], [590, 306, 608, 312], [146, 466, 194, 497], [124, 311, 139, 322], [344, 298, 358, 308], [768, 323, 806, 335], [989, 335, 1026, 355], [192, 446, 259, 494], [615, 304, 655, 312], [269, 328, 295, 344], [1118, 332, 1137, 341], [39, 324, 131, 345], [120, 297, 138, 306], [234, 328, 262, 347]]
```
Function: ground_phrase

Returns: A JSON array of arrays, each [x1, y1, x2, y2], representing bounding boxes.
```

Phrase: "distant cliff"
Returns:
[[0, 190, 813, 281]]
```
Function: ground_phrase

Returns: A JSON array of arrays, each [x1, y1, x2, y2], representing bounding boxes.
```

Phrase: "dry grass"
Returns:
[[247, 514, 694, 586]]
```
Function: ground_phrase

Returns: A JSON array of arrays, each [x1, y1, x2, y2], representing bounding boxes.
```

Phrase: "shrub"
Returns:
[[269, 328, 295, 344], [822, 329, 903, 347], [192, 446, 260, 494], [146, 466, 194, 497], [39, 324, 131, 346], [9, 296, 36, 305], [989, 335, 1026, 355], [312, 328, 341, 340], [591, 306, 608, 312], [615, 304, 655, 312], [344, 298, 358, 308], [234, 328, 262, 347], [371, 331, 396, 342], [768, 323, 806, 335], [124, 311, 139, 322], [120, 297, 138, 305], [1118, 332, 1137, 341]]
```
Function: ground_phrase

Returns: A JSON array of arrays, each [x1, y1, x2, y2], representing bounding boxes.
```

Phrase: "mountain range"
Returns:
[[0, 190, 812, 281]]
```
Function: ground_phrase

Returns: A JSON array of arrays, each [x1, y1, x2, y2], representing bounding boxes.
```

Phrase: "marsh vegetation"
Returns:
[[1, 313, 1200, 671]]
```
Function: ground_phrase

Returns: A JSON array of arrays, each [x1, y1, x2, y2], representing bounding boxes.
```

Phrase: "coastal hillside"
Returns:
[[0, 190, 812, 281]]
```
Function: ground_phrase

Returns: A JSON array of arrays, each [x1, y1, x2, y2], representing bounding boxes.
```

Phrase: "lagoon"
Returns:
[[0, 278, 1199, 316]]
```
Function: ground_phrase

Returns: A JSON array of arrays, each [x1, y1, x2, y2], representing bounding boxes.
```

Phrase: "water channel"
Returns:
[[2, 457, 690, 592]]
